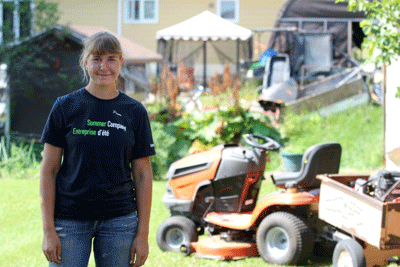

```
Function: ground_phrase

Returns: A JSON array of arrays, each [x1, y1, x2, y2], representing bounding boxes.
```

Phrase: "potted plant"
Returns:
[[279, 143, 308, 172]]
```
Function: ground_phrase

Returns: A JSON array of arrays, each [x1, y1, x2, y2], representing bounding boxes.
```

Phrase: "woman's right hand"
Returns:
[[42, 230, 62, 264]]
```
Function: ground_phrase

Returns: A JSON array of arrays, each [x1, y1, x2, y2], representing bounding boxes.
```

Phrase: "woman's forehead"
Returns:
[[90, 52, 121, 57]]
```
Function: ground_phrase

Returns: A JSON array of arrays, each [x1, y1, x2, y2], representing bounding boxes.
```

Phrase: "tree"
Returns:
[[338, 0, 400, 66], [337, 0, 400, 97]]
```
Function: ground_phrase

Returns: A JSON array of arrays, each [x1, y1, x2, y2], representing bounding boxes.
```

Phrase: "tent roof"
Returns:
[[69, 25, 163, 63], [156, 11, 252, 41]]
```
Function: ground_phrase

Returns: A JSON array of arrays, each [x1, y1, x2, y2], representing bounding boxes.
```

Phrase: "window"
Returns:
[[0, 0, 33, 43], [217, 0, 239, 23], [124, 0, 158, 24]]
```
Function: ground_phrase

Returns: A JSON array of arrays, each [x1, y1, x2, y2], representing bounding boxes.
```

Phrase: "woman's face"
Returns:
[[85, 53, 123, 87]]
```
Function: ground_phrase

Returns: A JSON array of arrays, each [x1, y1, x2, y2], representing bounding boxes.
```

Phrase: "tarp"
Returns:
[[279, 0, 366, 19], [268, 0, 367, 68], [156, 10, 252, 41]]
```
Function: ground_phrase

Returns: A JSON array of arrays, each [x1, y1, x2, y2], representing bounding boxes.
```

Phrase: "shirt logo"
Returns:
[[113, 110, 122, 117]]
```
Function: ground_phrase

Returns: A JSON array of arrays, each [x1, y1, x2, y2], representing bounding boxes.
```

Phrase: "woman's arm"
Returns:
[[40, 143, 63, 264], [130, 156, 153, 267]]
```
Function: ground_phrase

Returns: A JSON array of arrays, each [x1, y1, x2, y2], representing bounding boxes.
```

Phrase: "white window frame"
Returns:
[[216, 0, 239, 23], [0, 0, 34, 44], [124, 0, 159, 24]]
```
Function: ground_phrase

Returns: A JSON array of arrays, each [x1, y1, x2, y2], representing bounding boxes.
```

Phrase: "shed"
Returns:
[[6, 25, 162, 135], [156, 11, 253, 86]]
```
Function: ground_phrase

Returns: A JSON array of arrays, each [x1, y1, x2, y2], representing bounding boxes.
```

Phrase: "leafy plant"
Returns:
[[150, 107, 282, 178]]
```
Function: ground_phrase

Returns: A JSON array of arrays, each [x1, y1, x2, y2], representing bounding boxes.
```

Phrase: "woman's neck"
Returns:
[[85, 83, 119, 100]]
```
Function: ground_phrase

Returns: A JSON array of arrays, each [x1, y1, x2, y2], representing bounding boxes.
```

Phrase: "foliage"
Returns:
[[0, 137, 41, 179], [338, 0, 400, 66], [149, 121, 191, 180], [337, 0, 400, 97], [149, 107, 282, 179], [34, 0, 62, 32]]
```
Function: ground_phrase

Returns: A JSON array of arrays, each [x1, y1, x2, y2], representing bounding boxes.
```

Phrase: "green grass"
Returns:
[[0, 179, 315, 267], [267, 103, 384, 173]]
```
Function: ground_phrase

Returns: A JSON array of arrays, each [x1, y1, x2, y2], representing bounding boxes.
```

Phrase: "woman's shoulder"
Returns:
[[118, 92, 147, 111], [55, 88, 86, 106]]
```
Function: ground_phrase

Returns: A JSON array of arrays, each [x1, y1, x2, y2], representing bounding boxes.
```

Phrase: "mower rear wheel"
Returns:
[[333, 239, 366, 267], [256, 211, 314, 265], [156, 216, 198, 252]]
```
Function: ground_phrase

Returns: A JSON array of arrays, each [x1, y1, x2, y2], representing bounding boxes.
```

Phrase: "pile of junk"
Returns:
[[248, 35, 383, 116], [246, 0, 383, 116]]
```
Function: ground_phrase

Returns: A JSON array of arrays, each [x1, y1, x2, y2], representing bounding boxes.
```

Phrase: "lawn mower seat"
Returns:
[[272, 143, 341, 189]]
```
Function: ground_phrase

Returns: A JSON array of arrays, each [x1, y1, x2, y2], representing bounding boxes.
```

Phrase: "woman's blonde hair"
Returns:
[[79, 31, 123, 81]]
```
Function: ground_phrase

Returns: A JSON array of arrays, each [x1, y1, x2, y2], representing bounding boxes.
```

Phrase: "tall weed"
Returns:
[[0, 138, 41, 179]]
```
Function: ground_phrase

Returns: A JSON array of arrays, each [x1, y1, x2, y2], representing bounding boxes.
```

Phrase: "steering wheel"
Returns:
[[243, 134, 281, 151]]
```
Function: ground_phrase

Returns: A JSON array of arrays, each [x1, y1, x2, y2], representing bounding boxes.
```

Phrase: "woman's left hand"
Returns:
[[130, 234, 149, 266]]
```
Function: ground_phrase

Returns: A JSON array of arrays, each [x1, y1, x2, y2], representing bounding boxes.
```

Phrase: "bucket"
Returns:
[[280, 151, 303, 172]]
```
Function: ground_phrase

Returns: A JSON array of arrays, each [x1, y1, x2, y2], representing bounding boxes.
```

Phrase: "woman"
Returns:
[[40, 31, 155, 267]]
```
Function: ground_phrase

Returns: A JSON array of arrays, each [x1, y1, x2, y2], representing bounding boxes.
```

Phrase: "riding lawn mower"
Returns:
[[156, 134, 343, 265]]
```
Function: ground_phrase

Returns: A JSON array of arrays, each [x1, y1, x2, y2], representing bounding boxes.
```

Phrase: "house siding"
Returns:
[[54, 0, 284, 54]]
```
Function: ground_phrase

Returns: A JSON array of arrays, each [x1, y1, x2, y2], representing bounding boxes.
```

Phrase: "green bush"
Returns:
[[150, 107, 282, 179]]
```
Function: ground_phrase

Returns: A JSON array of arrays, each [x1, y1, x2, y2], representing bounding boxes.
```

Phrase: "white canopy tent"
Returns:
[[156, 11, 253, 86]]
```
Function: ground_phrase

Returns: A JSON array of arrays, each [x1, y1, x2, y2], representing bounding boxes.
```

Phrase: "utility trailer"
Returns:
[[317, 174, 400, 267]]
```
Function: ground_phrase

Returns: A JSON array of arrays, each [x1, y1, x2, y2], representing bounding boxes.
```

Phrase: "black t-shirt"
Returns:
[[41, 88, 156, 220]]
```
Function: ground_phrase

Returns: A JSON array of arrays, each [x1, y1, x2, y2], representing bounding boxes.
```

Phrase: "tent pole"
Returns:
[[236, 39, 240, 76], [203, 40, 207, 87]]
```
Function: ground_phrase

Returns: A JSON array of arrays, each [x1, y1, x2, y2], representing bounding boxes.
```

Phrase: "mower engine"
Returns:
[[355, 170, 400, 201]]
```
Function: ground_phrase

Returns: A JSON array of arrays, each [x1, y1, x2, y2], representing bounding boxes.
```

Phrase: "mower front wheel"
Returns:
[[256, 211, 314, 265], [156, 216, 198, 252]]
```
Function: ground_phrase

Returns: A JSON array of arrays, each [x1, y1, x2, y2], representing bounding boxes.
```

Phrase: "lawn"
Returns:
[[0, 178, 333, 267]]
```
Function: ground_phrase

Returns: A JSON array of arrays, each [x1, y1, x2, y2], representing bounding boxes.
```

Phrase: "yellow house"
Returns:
[[50, 0, 284, 83], [52, 0, 284, 55]]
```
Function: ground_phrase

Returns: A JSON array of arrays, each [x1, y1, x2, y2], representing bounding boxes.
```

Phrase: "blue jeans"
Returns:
[[50, 212, 138, 267]]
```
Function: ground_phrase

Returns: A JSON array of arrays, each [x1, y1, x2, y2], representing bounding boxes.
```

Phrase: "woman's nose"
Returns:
[[100, 61, 107, 69]]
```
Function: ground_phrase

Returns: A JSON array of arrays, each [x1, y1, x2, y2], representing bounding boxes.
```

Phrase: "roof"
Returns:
[[69, 25, 162, 64], [156, 11, 252, 41]]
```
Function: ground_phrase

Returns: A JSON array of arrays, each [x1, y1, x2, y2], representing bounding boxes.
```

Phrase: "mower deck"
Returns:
[[205, 213, 252, 229], [192, 235, 258, 260]]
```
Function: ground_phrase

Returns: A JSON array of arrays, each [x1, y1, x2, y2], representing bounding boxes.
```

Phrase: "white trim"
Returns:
[[0, 2, 3, 44], [13, 0, 19, 40], [0, 0, 34, 43], [117, 0, 122, 35], [30, 0, 34, 36], [124, 0, 158, 24], [216, 0, 239, 23]]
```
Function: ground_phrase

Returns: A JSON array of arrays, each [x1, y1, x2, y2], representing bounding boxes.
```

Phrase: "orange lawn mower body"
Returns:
[[157, 135, 345, 265]]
